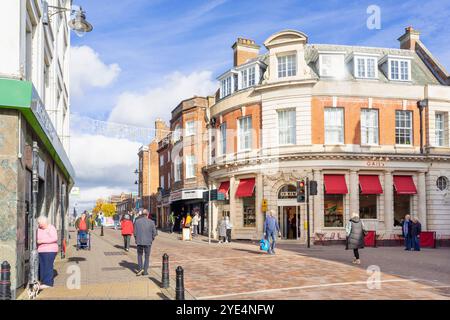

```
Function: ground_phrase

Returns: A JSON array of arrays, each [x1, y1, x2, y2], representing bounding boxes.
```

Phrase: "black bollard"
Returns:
[[175, 266, 185, 300], [161, 254, 169, 289], [101, 225, 104, 236], [0, 261, 11, 300]]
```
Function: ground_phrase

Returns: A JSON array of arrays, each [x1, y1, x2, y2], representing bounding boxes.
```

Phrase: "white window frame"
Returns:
[[219, 123, 227, 155], [185, 120, 195, 136], [220, 76, 232, 98], [435, 113, 445, 147], [173, 124, 182, 143], [174, 157, 182, 182], [395, 110, 413, 145], [277, 53, 297, 78], [354, 56, 378, 79], [185, 155, 196, 179], [389, 59, 411, 81], [159, 154, 164, 167], [277, 109, 296, 145], [319, 54, 345, 78], [238, 116, 252, 151], [324, 107, 344, 144], [361, 109, 379, 145], [240, 66, 256, 89], [160, 175, 165, 190]]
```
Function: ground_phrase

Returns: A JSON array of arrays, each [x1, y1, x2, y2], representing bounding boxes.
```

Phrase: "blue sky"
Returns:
[[69, 0, 450, 210]]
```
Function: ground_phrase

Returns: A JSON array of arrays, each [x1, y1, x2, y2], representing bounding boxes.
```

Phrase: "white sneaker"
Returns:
[[355, 259, 361, 265], [40, 284, 51, 289]]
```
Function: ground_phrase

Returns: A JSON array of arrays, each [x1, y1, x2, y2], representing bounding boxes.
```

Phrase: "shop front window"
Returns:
[[393, 193, 411, 227], [359, 194, 377, 219], [243, 196, 256, 227], [324, 194, 344, 227]]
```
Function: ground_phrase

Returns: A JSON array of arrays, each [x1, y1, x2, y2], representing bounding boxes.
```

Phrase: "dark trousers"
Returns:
[[413, 236, 421, 251], [226, 229, 232, 242], [405, 235, 413, 250], [123, 235, 131, 250], [137, 245, 151, 273], [353, 249, 359, 259], [39, 252, 57, 286]]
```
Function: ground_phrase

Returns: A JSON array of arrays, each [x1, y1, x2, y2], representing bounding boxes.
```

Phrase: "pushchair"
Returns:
[[76, 230, 91, 250]]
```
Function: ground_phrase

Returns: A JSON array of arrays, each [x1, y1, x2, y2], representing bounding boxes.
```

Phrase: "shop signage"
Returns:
[[170, 189, 205, 203], [366, 160, 385, 167], [278, 185, 297, 199]]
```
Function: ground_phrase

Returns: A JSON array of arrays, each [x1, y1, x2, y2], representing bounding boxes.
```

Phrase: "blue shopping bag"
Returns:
[[259, 238, 269, 251]]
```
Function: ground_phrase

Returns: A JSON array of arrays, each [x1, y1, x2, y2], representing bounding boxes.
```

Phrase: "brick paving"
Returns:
[[35, 227, 450, 300]]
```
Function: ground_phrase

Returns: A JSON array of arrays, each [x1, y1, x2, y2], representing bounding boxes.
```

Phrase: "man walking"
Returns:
[[263, 210, 281, 254], [169, 212, 175, 233], [134, 209, 157, 276], [113, 213, 120, 230]]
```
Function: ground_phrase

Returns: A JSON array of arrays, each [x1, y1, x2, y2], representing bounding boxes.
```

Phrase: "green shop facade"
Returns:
[[0, 78, 75, 298]]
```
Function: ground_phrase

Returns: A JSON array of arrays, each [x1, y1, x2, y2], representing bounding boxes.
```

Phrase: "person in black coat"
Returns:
[[411, 217, 422, 251], [400, 214, 413, 250]]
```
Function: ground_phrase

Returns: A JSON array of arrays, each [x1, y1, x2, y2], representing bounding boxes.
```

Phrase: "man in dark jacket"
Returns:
[[134, 209, 157, 276], [411, 217, 422, 251], [401, 214, 413, 251], [263, 210, 281, 255]]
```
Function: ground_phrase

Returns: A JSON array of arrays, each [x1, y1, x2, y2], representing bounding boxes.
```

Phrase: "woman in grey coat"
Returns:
[[346, 212, 366, 265], [217, 216, 227, 243]]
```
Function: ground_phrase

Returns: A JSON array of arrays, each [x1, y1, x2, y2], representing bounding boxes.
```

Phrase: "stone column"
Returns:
[[384, 170, 394, 233], [256, 173, 264, 238], [349, 170, 359, 216], [417, 171, 427, 230], [313, 169, 321, 233], [229, 175, 236, 227]]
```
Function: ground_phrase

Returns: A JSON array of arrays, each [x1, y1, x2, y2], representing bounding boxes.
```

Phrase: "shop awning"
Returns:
[[359, 175, 383, 194], [324, 174, 348, 194], [235, 178, 255, 198], [393, 176, 417, 194], [218, 181, 230, 195]]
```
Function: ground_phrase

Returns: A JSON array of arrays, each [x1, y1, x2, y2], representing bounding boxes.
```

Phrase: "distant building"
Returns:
[[137, 119, 169, 223]]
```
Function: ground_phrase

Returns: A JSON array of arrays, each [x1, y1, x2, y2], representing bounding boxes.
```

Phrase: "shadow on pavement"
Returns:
[[118, 260, 139, 273], [148, 276, 162, 287], [113, 244, 137, 250], [232, 248, 266, 255], [67, 257, 86, 264]]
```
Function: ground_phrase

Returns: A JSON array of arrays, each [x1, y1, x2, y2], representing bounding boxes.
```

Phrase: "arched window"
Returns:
[[437, 176, 448, 191]]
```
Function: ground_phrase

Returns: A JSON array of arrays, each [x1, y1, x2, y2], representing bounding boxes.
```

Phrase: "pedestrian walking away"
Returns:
[[192, 212, 200, 237], [134, 209, 157, 276], [225, 216, 233, 243], [401, 214, 414, 251], [37, 215, 58, 289], [263, 210, 281, 254], [411, 217, 422, 251], [113, 213, 120, 230], [346, 212, 366, 265], [169, 211, 175, 233], [121, 212, 134, 251], [217, 216, 227, 243]]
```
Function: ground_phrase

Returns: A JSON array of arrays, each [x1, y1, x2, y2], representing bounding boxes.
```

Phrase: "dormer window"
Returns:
[[318, 53, 345, 78], [277, 54, 297, 78], [380, 55, 412, 82], [220, 76, 232, 98], [241, 66, 256, 89], [390, 59, 410, 81], [354, 56, 378, 79]]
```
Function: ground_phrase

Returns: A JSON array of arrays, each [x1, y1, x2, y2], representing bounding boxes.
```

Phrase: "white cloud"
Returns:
[[69, 133, 141, 210], [70, 46, 121, 98], [108, 70, 217, 127]]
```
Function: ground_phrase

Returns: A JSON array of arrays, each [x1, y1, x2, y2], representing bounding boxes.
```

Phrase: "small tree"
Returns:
[[101, 203, 116, 217]]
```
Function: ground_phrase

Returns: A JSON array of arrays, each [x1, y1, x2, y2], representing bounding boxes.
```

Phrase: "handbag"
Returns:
[[259, 239, 269, 251]]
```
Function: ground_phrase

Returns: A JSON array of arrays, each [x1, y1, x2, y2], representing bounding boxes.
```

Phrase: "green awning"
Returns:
[[0, 78, 75, 183]]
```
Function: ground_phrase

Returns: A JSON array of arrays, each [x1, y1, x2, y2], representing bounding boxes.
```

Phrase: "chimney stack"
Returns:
[[154, 118, 169, 142], [232, 37, 260, 67], [398, 26, 420, 50]]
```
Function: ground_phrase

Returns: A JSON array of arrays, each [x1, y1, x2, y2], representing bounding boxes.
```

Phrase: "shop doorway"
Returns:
[[278, 206, 300, 240]]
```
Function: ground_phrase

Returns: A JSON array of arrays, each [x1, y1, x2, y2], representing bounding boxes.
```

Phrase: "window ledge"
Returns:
[[394, 144, 414, 148]]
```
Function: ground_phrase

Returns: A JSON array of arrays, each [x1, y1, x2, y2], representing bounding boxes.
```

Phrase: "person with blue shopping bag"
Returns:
[[263, 210, 281, 255]]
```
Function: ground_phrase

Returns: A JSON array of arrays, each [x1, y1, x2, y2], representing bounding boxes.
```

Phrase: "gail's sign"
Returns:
[[366, 160, 385, 167]]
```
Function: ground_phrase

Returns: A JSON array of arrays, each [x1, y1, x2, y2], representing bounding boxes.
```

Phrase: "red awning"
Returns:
[[323, 174, 348, 194], [359, 175, 383, 194], [235, 178, 255, 198], [393, 176, 417, 194], [218, 181, 230, 195]]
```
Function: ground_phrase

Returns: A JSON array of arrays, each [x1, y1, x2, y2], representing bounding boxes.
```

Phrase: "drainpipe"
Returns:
[[417, 99, 428, 154]]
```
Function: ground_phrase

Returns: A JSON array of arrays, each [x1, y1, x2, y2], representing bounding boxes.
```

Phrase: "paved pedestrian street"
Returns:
[[32, 227, 450, 300]]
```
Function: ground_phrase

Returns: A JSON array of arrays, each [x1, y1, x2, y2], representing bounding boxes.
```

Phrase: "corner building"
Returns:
[[205, 28, 450, 242]]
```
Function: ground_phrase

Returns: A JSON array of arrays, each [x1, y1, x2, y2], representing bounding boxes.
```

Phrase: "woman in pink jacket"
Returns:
[[37, 216, 58, 288]]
